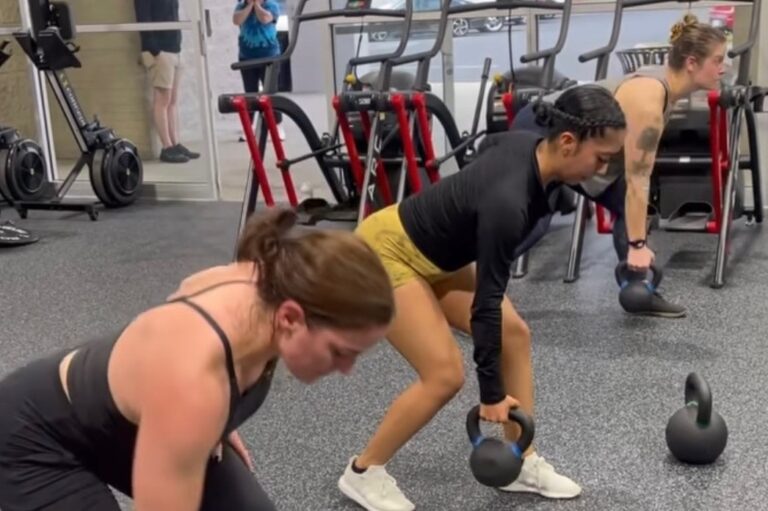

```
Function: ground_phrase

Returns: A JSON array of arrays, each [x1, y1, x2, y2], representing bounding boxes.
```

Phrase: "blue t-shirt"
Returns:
[[236, 0, 281, 60]]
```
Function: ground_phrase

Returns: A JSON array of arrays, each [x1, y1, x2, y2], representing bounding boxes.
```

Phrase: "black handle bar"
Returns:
[[577, 0, 760, 84], [520, 0, 572, 63], [388, 0, 450, 68]]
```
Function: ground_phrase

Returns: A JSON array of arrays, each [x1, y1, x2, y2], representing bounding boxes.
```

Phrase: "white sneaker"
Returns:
[[277, 125, 286, 141], [338, 457, 416, 511], [498, 452, 582, 499]]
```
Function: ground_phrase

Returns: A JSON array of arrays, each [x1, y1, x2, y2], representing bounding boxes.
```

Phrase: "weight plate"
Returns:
[[90, 139, 143, 208], [0, 221, 39, 247], [6, 139, 48, 201]]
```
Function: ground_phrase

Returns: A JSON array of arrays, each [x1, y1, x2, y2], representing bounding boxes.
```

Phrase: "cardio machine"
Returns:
[[560, 0, 764, 288], [477, 0, 576, 134], [218, 0, 420, 235], [12, 0, 143, 221], [338, 0, 475, 222], [350, 0, 575, 224], [0, 40, 42, 247]]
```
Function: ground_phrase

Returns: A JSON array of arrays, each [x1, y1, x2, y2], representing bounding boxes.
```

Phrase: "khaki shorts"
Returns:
[[141, 51, 180, 89], [355, 205, 453, 289]]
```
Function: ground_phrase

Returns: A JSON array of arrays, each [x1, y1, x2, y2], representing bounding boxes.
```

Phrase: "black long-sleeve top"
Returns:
[[398, 129, 556, 404]]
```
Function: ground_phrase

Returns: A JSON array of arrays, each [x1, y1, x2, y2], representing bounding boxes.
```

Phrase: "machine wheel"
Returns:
[[90, 139, 143, 208], [5, 139, 48, 201], [1, 136, 49, 201]]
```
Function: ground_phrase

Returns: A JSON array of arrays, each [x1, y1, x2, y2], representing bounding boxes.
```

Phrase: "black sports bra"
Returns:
[[166, 279, 278, 434], [65, 279, 277, 451]]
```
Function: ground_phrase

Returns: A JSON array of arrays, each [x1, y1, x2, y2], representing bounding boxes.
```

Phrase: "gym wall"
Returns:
[[0, 2, 37, 140]]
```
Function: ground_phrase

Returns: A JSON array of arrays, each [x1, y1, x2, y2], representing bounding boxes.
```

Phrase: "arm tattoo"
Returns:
[[630, 126, 661, 177]]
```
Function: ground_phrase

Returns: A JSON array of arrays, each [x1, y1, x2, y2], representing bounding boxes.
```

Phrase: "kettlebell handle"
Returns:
[[684, 372, 713, 426], [466, 405, 535, 455], [615, 261, 663, 290]]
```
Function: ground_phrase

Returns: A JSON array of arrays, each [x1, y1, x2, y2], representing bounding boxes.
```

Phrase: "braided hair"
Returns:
[[533, 84, 626, 142]]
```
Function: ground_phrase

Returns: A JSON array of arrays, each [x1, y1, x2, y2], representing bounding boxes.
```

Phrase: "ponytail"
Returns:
[[236, 208, 394, 330], [237, 208, 298, 305]]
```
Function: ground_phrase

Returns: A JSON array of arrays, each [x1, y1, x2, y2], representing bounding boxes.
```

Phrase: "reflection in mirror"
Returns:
[[45, 29, 210, 185]]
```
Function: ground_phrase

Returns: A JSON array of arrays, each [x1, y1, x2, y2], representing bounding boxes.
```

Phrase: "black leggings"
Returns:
[[510, 102, 630, 264], [240, 61, 283, 125], [0, 353, 277, 511]]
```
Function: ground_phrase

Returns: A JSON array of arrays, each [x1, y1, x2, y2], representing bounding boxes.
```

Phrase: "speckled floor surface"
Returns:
[[1, 201, 766, 511]]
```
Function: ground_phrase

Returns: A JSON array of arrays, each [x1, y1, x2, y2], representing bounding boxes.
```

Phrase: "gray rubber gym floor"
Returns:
[[1, 201, 766, 511]]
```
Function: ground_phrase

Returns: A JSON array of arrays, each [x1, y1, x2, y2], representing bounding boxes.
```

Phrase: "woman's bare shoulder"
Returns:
[[615, 77, 666, 111], [167, 263, 257, 300]]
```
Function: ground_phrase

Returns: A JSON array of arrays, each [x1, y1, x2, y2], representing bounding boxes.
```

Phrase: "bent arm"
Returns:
[[616, 81, 667, 244], [253, 2, 277, 24], [233, 1, 254, 26], [133, 342, 228, 511], [472, 202, 524, 404]]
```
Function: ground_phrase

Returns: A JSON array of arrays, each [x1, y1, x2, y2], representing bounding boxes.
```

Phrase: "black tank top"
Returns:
[[64, 280, 276, 464]]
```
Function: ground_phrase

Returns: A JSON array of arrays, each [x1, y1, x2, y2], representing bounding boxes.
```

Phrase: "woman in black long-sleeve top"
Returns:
[[339, 85, 627, 511]]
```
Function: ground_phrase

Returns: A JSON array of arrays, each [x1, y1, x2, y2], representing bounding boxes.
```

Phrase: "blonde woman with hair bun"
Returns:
[[509, 13, 727, 318]]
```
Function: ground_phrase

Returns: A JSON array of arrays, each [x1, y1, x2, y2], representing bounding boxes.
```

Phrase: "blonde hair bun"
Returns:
[[669, 14, 699, 43]]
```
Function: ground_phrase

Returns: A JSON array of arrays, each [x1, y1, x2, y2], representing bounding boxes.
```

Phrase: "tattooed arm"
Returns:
[[614, 80, 667, 266]]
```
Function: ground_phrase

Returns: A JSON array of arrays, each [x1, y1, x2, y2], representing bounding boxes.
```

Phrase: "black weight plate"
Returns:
[[6, 139, 48, 201], [0, 222, 39, 247], [89, 148, 111, 206]]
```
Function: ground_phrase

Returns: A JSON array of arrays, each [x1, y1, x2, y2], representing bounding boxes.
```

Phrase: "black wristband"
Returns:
[[629, 239, 647, 249]]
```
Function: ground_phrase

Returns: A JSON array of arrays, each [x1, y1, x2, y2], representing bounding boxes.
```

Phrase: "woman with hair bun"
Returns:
[[512, 14, 727, 318], [0, 208, 395, 510], [338, 85, 627, 511]]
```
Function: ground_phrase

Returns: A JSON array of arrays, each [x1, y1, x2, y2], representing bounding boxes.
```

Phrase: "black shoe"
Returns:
[[627, 290, 687, 318], [160, 146, 189, 164], [175, 143, 200, 159]]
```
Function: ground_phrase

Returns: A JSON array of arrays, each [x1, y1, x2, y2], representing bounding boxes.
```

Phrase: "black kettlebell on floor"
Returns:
[[466, 405, 535, 487], [665, 372, 728, 464], [614, 261, 663, 313]]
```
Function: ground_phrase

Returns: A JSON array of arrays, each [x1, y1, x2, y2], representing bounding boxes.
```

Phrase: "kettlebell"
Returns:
[[614, 261, 663, 313], [665, 372, 728, 464], [466, 405, 535, 487]]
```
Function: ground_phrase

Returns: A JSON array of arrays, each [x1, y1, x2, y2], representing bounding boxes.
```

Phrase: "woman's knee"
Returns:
[[201, 446, 277, 511], [419, 356, 465, 400]]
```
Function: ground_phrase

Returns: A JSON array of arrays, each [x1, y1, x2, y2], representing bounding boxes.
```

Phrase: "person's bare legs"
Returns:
[[431, 264, 534, 452], [354, 277, 464, 469], [168, 66, 181, 147], [152, 87, 173, 149]]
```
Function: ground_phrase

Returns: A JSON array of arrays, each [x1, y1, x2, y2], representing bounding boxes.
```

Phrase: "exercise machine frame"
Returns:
[[348, 0, 573, 224], [219, 0, 415, 240]]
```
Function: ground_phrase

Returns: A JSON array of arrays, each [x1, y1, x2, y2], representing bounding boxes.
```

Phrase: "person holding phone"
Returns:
[[233, 0, 286, 140]]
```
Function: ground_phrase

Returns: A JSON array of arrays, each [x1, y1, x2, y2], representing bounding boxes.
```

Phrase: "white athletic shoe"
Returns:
[[498, 452, 582, 499], [338, 457, 416, 511]]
